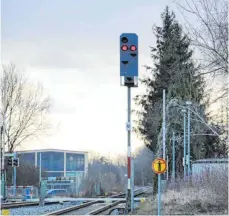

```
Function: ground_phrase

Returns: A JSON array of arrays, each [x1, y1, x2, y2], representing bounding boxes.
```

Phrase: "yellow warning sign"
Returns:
[[2, 209, 10, 215], [140, 198, 145, 203], [152, 158, 167, 174]]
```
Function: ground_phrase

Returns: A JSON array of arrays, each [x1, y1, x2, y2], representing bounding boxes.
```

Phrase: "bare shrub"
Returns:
[[137, 170, 228, 215], [101, 173, 117, 192], [164, 170, 228, 214], [80, 172, 125, 197]]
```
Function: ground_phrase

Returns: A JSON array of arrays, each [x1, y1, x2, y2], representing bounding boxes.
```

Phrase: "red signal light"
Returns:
[[130, 45, 137, 51], [121, 45, 128, 51]]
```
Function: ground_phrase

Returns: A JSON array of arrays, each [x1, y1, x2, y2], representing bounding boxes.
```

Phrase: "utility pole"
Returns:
[[182, 109, 186, 180], [1, 85, 7, 202], [162, 89, 166, 160], [0, 120, 3, 177], [172, 131, 175, 181], [186, 101, 192, 180], [166, 155, 169, 181], [13, 152, 17, 196], [39, 152, 42, 182], [0, 123, 4, 200], [109, 151, 111, 179], [162, 89, 167, 184]]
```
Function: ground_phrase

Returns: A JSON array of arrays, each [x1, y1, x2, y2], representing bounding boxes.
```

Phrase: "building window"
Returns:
[[66, 153, 85, 171], [46, 172, 64, 177], [37, 152, 64, 171], [66, 172, 77, 177], [18, 153, 35, 166], [77, 156, 84, 168]]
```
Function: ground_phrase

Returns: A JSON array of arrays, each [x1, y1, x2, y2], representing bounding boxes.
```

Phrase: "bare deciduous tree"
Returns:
[[0, 63, 52, 152], [176, 0, 228, 76], [175, 0, 228, 107]]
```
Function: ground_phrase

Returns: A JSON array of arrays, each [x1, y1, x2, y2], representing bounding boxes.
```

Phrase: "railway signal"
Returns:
[[7, 157, 19, 167], [120, 32, 139, 214], [13, 158, 19, 167], [7, 158, 13, 167], [120, 33, 138, 87]]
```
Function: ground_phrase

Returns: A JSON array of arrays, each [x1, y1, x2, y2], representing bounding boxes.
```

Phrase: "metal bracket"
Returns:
[[4, 153, 14, 157], [126, 122, 131, 131]]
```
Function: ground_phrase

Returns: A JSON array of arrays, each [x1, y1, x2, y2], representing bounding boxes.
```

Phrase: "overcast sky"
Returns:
[[1, 0, 219, 156]]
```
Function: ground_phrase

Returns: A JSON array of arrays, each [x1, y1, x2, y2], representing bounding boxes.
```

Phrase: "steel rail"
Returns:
[[86, 201, 123, 215], [88, 187, 149, 215], [1, 201, 65, 209], [43, 187, 150, 215], [45, 201, 100, 216]]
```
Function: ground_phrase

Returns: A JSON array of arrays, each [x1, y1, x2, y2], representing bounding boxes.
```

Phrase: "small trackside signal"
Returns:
[[121, 45, 128, 51], [130, 45, 137, 51], [8, 158, 13, 167], [13, 158, 19, 167]]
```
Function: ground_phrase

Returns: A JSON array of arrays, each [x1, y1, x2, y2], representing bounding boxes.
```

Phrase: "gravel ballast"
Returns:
[[1, 201, 83, 215]]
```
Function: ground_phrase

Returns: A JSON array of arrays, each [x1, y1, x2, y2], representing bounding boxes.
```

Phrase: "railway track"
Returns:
[[87, 187, 149, 215], [86, 201, 122, 215], [45, 187, 150, 215], [1, 201, 67, 209], [1, 187, 150, 215]]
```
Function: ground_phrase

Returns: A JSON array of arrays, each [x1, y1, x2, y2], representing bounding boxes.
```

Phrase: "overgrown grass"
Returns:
[[79, 174, 125, 197], [136, 169, 228, 215]]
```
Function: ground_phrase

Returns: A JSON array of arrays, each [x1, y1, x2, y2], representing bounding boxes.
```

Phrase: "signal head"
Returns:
[[121, 45, 128, 51], [130, 45, 137, 51], [121, 37, 128, 43]]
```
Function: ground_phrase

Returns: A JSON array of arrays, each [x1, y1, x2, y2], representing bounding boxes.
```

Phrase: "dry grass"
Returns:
[[136, 170, 228, 215], [111, 184, 125, 193], [80, 174, 125, 197]]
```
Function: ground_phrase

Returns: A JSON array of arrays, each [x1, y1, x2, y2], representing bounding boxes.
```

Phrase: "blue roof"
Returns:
[[15, 148, 88, 154]]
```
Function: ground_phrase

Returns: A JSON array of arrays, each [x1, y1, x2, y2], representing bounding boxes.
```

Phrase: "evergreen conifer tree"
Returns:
[[134, 6, 207, 182]]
